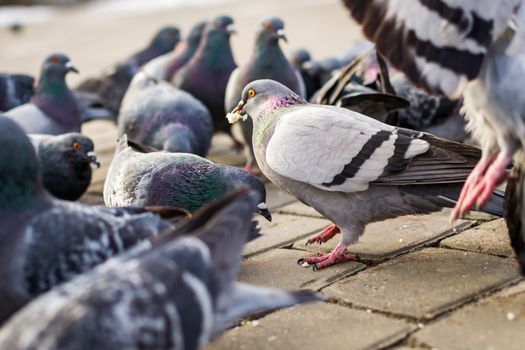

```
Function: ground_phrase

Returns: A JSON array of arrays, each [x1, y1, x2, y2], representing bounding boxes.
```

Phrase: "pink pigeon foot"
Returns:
[[298, 244, 357, 270], [305, 224, 340, 245], [451, 153, 496, 221], [451, 152, 511, 220]]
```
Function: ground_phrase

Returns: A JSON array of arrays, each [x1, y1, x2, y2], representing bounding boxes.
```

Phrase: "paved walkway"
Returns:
[[82, 121, 524, 350]]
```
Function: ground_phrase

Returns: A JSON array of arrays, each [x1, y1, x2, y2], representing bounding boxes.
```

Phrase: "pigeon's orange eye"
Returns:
[[263, 22, 273, 30], [72, 142, 80, 150], [248, 89, 256, 98], [50, 56, 61, 64]]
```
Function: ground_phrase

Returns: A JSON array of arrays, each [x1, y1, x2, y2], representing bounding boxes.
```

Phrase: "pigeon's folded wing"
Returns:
[[265, 107, 429, 192], [266, 107, 481, 192], [342, 0, 519, 97]]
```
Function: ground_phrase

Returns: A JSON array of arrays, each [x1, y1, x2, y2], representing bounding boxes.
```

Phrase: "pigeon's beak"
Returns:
[[226, 23, 237, 35], [256, 202, 272, 222], [66, 63, 79, 74], [277, 29, 288, 43], [226, 100, 247, 124], [87, 151, 100, 168]]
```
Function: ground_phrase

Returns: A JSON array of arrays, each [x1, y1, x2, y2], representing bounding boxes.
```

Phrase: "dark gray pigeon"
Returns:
[[0, 73, 34, 112], [0, 189, 322, 349], [4, 53, 80, 135], [104, 136, 271, 221], [143, 21, 207, 82], [173, 16, 237, 136], [29, 133, 100, 201], [0, 115, 189, 323], [341, 0, 524, 221], [118, 71, 213, 155], [505, 168, 525, 274], [225, 17, 305, 173], [76, 26, 181, 116], [227, 80, 504, 270], [290, 48, 321, 100]]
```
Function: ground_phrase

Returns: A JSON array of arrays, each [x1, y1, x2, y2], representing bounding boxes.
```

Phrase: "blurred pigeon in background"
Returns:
[[118, 71, 213, 155], [290, 48, 321, 100], [0, 73, 34, 112], [173, 16, 237, 137], [4, 53, 80, 135], [76, 26, 181, 116], [225, 17, 305, 173]]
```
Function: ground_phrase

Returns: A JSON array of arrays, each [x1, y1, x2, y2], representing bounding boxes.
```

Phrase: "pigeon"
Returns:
[[76, 26, 181, 116], [340, 0, 525, 221], [0, 73, 34, 112], [173, 16, 237, 136], [0, 115, 189, 323], [118, 71, 213, 155], [4, 53, 80, 135], [227, 80, 504, 270], [104, 136, 272, 221], [290, 48, 321, 100], [29, 133, 100, 201], [0, 189, 322, 349], [143, 21, 207, 82], [225, 17, 305, 173]]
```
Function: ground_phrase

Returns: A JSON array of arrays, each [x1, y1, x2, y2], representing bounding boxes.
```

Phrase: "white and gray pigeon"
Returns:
[[104, 136, 272, 221], [29, 133, 100, 201], [4, 53, 80, 135], [0, 115, 189, 323], [0, 189, 322, 349], [0, 73, 34, 112], [227, 80, 504, 270], [224, 17, 306, 173], [118, 70, 213, 155], [340, 0, 525, 221]]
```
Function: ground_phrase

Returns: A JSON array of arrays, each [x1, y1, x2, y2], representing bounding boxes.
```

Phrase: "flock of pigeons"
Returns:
[[0, 0, 524, 348]]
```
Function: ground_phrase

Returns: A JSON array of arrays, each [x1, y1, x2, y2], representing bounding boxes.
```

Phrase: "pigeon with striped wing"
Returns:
[[340, 0, 525, 220], [227, 80, 504, 270]]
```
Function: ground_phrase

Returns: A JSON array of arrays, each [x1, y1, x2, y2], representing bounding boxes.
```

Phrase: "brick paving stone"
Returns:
[[239, 249, 366, 291], [244, 214, 330, 257], [277, 201, 323, 218], [207, 303, 416, 350], [294, 209, 472, 262], [324, 248, 521, 320], [440, 218, 514, 257], [412, 281, 525, 350], [266, 184, 296, 210]]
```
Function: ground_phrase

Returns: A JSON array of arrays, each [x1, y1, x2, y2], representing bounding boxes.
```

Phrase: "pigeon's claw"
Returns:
[[305, 224, 340, 246], [451, 154, 495, 221], [299, 244, 356, 271]]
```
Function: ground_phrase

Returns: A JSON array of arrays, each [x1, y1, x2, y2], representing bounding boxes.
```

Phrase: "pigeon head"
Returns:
[[290, 48, 311, 67], [0, 116, 42, 208], [150, 26, 181, 53], [187, 21, 207, 46], [257, 17, 287, 45], [204, 15, 236, 43], [227, 79, 305, 124], [41, 53, 78, 80], [45, 133, 99, 169], [219, 166, 271, 221]]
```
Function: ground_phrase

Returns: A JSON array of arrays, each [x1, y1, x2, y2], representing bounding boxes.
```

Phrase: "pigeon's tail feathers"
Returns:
[[211, 283, 324, 339], [126, 137, 160, 153]]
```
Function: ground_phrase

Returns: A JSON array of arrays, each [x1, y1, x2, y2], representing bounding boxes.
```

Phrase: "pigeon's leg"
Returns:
[[298, 244, 357, 270], [466, 151, 513, 209], [451, 152, 496, 221], [305, 224, 340, 245]]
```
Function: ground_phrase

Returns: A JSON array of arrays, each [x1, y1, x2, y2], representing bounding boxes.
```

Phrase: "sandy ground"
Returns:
[[0, 0, 363, 83]]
